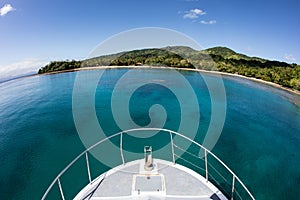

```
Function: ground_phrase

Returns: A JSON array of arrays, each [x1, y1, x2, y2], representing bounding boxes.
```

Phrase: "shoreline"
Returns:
[[39, 65, 300, 97]]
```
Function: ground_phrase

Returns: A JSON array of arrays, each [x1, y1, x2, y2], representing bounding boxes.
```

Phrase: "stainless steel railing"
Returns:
[[41, 128, 255, 200]]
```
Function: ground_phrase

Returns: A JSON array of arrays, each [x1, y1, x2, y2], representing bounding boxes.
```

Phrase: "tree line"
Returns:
[[38, 47, 300, 91]]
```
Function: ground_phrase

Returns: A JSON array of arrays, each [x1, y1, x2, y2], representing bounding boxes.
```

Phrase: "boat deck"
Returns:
[[75, 159, 227, 200]]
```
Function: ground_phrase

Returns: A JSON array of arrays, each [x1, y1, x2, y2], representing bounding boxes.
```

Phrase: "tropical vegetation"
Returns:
[[38, 46, 300, 91]]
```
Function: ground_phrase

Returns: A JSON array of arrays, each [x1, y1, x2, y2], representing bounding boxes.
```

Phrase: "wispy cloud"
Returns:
[[0, 4, 15, 17], [246, 46, 253, 52], [183, 8, 206, 19], [200, 20, 217, 25], [0, 59, 48, 82], [284, 54, 296, 62]]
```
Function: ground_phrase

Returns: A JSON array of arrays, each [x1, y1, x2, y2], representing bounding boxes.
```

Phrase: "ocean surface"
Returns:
[[0, 68, 299, 199]]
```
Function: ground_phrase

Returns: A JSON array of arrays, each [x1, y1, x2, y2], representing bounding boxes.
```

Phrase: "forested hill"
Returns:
[[38, 46, 300, 91]]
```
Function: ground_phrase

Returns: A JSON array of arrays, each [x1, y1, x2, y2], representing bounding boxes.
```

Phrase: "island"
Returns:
[[38, 46, 300, 91]]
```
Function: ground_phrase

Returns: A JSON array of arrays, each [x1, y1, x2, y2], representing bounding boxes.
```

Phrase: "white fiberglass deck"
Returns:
[[75, 159, 226, 200]]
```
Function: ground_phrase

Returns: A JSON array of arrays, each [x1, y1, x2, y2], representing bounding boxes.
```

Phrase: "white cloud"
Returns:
[[284, 54, 296, 62], [0, 59, 48, 82], [200, 20, 217, 25], [183, 8, 206, 19], [0, 4, 15, 16]]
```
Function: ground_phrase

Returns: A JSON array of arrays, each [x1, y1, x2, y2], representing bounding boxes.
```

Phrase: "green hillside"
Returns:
[[204, 46, 266, 62], [38, 46, 300, 91]]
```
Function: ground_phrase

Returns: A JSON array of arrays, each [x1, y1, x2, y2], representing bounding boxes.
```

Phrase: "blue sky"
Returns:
[[0, 0, 299, 80]]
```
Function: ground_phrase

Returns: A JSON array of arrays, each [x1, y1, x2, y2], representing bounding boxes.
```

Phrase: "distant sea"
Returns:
[[0, 72, 36, 84], [0, 68, 299, 199]]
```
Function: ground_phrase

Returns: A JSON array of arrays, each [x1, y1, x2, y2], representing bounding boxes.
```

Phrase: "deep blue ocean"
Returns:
[[0, 68, 299, 199]]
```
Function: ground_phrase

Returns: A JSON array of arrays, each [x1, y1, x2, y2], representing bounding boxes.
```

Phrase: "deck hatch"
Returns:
[[133, 174, 164, 194]]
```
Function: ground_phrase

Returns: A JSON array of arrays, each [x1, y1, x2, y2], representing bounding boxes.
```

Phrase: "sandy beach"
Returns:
[[40, 65, 300, 97]]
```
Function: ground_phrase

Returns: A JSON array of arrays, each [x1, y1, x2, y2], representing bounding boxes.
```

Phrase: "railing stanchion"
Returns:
[[169, 131, 175, 164], [57, 178, 65, 200], [85, 152, 92, 184], [205, 149, 208, 182], [120, 132, 125, 165], [231, 175, 235, 200]]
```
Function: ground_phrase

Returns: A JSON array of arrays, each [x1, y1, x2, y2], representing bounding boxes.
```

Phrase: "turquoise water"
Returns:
[[0, 69, 299, 199]]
